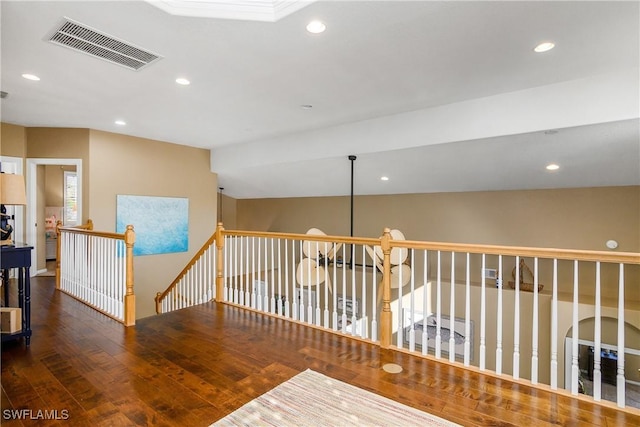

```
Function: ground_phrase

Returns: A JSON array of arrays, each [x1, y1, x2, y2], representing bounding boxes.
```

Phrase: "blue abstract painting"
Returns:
[[116, 195, 189, 256]]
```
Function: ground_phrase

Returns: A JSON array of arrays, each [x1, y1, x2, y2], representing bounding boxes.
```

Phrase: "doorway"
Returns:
[[26, 158, 83, 275]]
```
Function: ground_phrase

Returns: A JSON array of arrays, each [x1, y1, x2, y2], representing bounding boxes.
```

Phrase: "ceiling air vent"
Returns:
[[47, 18, 162, 71]]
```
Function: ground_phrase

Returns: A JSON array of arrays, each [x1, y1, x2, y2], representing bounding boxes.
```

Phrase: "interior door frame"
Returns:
[[26, 158, 83, 275]]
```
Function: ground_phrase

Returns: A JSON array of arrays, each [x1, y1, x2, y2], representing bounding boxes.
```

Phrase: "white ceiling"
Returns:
[[1, 1, 638, 199]]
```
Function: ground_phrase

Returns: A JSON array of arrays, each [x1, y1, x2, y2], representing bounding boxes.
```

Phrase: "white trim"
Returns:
[[26, 158, 83, 275], [147, 0, 315, 22]]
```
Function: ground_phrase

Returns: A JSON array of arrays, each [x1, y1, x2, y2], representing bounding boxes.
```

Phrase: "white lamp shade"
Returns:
[[0, 173, 27, 205]]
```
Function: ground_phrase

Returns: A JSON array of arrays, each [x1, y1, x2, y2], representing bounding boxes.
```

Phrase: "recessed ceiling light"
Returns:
[[534, 42, 555, 53], [175, 78, 190, 85], [115, 120, 126, 126], [300, 104, 313, 109], [380, 176, 389, 181], [22, 73, 40, 81], [546, 164, 560, 171], [306, 20, 326, 34]]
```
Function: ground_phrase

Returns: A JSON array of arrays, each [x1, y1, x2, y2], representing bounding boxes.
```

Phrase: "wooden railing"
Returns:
[[155, 232, 218, 314], [56, 220, 136, 326], [384, 238, 640, 409], [156, 222, 640, 409]]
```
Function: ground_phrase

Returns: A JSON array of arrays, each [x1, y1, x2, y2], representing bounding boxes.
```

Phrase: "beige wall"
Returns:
[[1, 123, 28, 243], [44, 165, 63, 206], [89, 130, 217, 318], [26, 127, 91, 223], [220, 193, 237, 229], [237, 187, 640, 252], [237, 187, 640, 301], [0, 123, 27, 157]]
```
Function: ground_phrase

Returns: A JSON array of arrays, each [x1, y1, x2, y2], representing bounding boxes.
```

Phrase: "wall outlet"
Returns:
[[483, 268, 497, 279]]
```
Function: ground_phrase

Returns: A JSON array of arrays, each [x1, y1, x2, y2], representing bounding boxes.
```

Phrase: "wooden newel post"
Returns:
[[55, 220, 63, 290], [380, 227, 393, 348], [215, 222, 225, 302], [155, 292, 162, 315], [123, 225, 136, 326]]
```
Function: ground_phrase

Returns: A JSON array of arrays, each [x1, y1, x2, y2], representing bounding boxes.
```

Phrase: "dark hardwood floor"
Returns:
[[2, 276, 639, 426]]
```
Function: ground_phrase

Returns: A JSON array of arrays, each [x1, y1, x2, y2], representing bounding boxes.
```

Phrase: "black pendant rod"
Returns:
[[218, 187, 224, 223], [348, 155, 356, 237], [348, 155, 356, 269]]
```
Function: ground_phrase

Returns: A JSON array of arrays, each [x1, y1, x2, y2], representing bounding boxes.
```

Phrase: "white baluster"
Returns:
[[256, 237, 262, 310], [480, 253, 486, 370], [244, 236, 252, 308], [409, 248, 416, 352], [333, 242, 339, 331], [264, 237, 270, 312], [361, 245, 367, 339], [244, 236, 249, 306], [397, 247, 403, 347], [305, 241, 319, 323], [617, 263, 626, 408], [531, 257, 539, 384], [341, 244, 347, 334], [314, 241, 320, 325], [436, 251, 442, 359], [550, 258, 558, 389], [422, 250, 428, 356], [571, 260, 579, 395], [233, 236, 239, 304], [351, 244, 357, 336], [513, 256, 520, 379], [449, 252, 455, 363], [211, 243, 216, 299], [299, 240, 305, 322], [278, 239, 283, 316], [271, 238, 276, 314], [464, 252, 470, 366], [496, 255, 503, 375], [291, 239, 298, 321], [223, 236, 228, 302], [323, 242, 330, 328], [284, 239, 290, 318], [107, 238, 112, 314], [594, 261, 602, 401], [371, 248, 377, 342]]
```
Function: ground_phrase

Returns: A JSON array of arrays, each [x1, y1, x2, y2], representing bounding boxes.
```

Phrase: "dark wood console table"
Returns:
[[1, 243, 33, 346]]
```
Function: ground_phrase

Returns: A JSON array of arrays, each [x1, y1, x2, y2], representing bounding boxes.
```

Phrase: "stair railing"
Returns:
[[155, 230, 218, 314], [156, 222, 640, 409], [56, 220, 136, 326]]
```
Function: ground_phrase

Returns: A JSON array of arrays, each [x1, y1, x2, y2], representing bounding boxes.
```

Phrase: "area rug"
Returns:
[[212, 369, 460, 426]]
